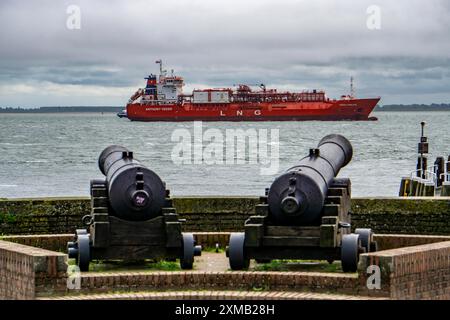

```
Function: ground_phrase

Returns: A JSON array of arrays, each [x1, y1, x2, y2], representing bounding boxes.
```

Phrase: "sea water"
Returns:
[[0, 111, 448, 198]]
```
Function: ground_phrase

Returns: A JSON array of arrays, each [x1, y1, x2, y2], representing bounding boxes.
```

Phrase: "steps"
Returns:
[[38, 290, 387, 300]]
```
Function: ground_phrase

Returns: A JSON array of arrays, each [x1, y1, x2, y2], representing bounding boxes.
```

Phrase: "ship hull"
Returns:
[[126, 98, 380, 122]]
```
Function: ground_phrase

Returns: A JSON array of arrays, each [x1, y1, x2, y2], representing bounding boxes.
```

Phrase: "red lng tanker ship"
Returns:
[[126, 60, 380, 121]]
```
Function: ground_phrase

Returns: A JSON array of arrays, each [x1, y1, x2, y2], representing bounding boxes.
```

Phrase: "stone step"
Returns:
[[63, 269, 362, 296], [38, 290, 388, 300]]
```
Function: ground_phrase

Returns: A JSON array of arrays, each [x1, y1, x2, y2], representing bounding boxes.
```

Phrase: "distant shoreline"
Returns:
[[375, 104, 450, 112], [0, 106, 123, 113], [0, 105, 449, 113]]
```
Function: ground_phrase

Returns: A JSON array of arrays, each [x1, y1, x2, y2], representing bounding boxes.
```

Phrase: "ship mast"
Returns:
[[155, 59, 166, 79], [156, 59, 162, 75], [350, 76, 355, 98]]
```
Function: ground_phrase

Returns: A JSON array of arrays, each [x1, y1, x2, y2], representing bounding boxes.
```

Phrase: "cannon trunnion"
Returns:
[[68, 145, 201, 271], [227, 134, 377, 272]]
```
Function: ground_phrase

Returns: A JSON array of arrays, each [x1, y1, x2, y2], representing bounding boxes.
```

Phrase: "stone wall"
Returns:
[[351, 197, 450, 235], [0, 240, 67, 299], [358, 241, 450, 299], [1, 197, 449, 236], [0, 197, 89, 235]]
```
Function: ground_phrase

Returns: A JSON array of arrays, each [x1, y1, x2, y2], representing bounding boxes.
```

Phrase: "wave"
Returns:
[[0, 142, 45, 146]]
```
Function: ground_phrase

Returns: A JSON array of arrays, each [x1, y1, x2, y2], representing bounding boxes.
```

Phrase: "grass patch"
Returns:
[[67, 258, 181, 272], [252, 259, 343, 273]]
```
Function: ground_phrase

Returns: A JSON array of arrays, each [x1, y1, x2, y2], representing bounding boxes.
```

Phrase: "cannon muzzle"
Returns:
[[268, 134, 353, 225], [96, 145, 166, 221]]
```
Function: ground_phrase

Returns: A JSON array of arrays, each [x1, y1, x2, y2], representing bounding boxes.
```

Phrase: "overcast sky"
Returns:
[[0, 0, 449, 107]]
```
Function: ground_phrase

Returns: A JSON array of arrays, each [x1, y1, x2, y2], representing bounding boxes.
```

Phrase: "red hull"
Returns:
[[126, 98, 380, 122]]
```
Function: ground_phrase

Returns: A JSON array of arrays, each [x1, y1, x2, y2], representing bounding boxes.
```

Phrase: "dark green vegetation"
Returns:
[[252, 260, 343, 273], [68, 258, 181, 272], [1, 197, 449, 236]]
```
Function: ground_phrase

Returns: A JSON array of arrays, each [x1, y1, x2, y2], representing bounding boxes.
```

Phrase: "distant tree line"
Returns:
[[0, 106, 123, 113]]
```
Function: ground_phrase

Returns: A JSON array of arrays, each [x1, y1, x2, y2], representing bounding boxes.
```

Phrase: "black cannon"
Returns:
[[68, 145, 201, 271], [227, 134, 377, 272]]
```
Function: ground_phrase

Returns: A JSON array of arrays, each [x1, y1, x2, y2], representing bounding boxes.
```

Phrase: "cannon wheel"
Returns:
[[341, 234, 360, 272], [180, 233, 194, 270], [76, 229, 87, 235], [228, 233, 250, 270], [76, 234, 91, 272], [355, 228, 372, 253]]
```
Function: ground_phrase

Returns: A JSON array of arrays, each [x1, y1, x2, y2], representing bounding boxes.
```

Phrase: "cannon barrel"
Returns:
[[97, 145, 166, 221], [267, 134, 353, 225]]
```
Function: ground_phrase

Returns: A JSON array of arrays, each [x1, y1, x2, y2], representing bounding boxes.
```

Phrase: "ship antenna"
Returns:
[[350, 76, 355, 98]]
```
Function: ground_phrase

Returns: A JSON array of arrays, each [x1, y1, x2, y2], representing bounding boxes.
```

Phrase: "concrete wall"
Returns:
[[1, 197, 449, 236]]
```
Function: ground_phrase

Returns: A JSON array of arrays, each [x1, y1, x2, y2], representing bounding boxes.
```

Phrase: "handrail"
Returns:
[[410, 165, 437, 184], [411, 161, 450, 185]]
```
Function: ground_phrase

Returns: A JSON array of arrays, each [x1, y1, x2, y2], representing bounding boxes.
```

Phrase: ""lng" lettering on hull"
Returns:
[[220, 110, 261, 116]]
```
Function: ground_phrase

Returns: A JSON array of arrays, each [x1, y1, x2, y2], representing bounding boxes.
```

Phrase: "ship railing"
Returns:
[[140, 99, 179, 105]]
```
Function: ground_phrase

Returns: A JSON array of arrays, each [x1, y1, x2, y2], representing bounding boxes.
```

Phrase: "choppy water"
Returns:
[[0, 112, 448, 198]]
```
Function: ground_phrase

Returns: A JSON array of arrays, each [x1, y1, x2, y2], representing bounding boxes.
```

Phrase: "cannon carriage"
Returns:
[[67, 145, 201, 271], [226, 134, 377, 272]]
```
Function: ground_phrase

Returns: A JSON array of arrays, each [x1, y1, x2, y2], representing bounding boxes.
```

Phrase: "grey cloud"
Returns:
[[0, 0, 450, 106]]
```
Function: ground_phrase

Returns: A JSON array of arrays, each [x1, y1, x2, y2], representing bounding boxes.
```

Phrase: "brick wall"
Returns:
[[0, 234, 73, 253], [2, 233, 450, 254], [193, 233, 450, 251], [373, 234, 450, 251], [1, 197, 449, 236], [358, 241, 450, 299], [1, 237, 449, 300], [0, 240, 68, 300]]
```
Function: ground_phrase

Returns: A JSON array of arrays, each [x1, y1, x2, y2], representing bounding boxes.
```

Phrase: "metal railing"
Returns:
[[411, 161, 450, 186], [442, 161, 450, 183], [410, 165, 437, 185]]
